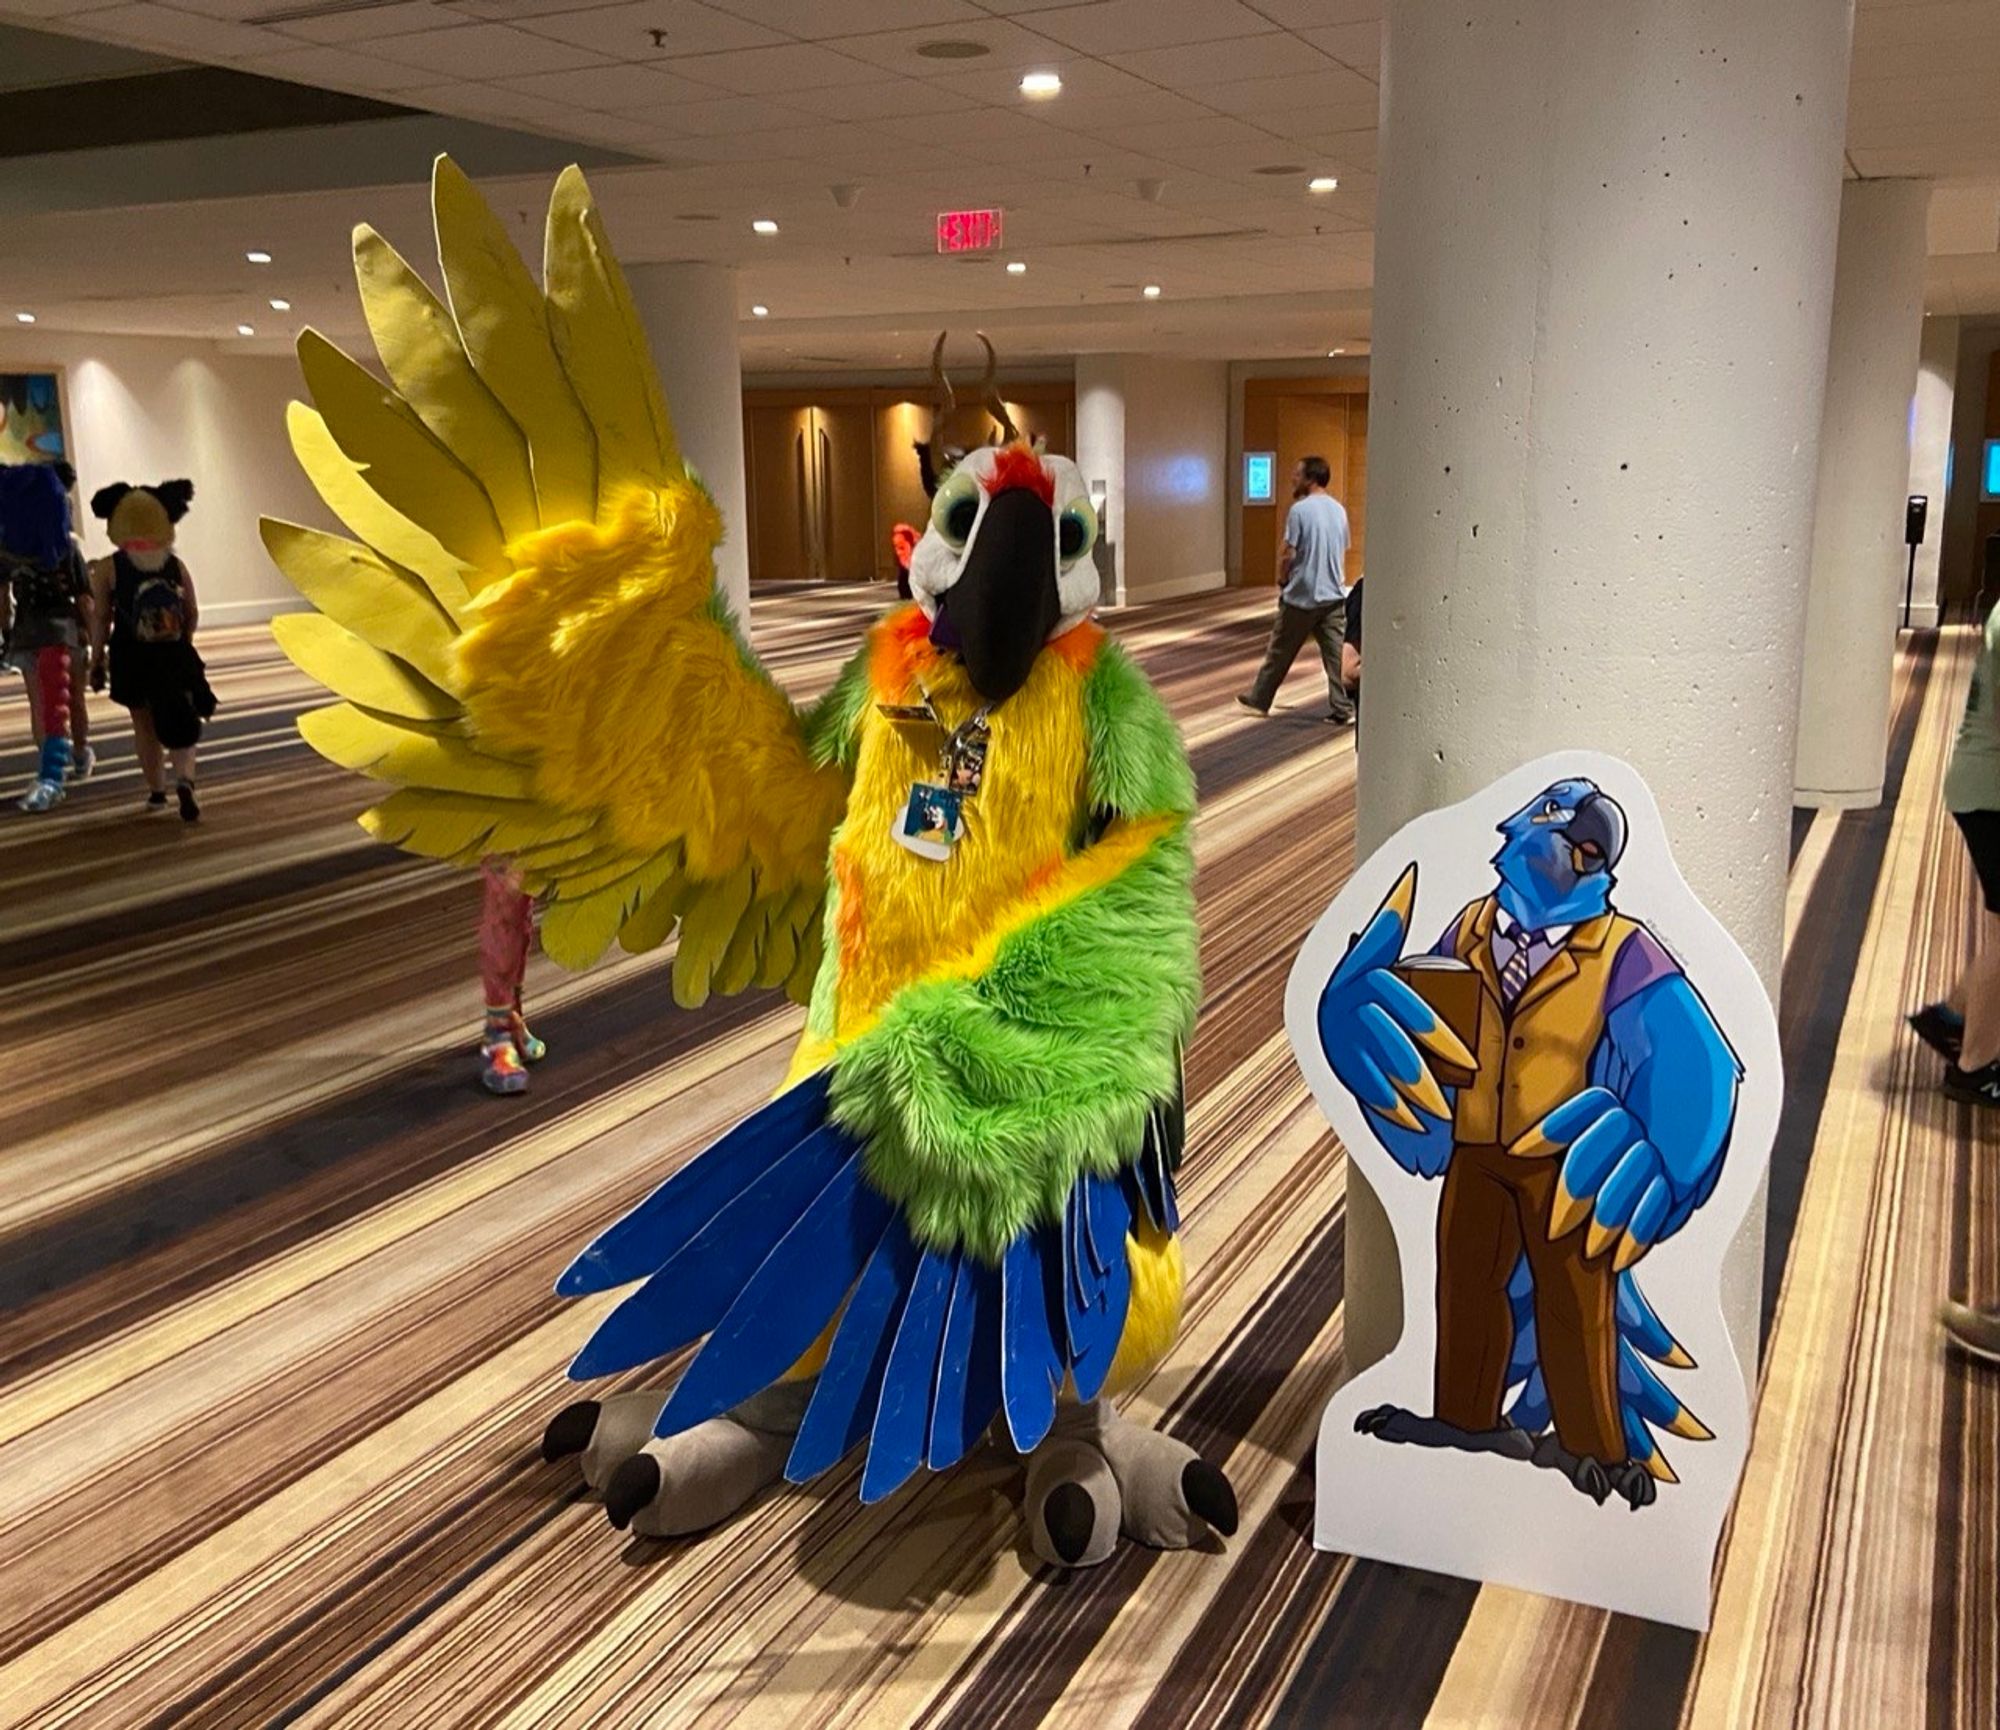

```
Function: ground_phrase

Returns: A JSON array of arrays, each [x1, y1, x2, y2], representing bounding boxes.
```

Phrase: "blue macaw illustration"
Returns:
[[1313, 776, 1742, 1508]]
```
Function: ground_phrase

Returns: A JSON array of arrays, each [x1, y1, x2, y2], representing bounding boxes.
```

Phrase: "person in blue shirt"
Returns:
[[1237, 455, 1354, 726]]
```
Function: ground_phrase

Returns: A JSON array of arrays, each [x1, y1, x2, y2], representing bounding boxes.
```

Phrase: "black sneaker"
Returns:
[[146, 789, 168, 809], [1909, 1002, 1965, 1061], [1235, 694, 1268, 716], [176, 780, 200, 823], [1943, 1060, 2000, 1107]]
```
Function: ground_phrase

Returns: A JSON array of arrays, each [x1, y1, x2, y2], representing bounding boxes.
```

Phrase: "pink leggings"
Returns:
[[479, 858, 534, 1012], [35, 646, 70, 742]]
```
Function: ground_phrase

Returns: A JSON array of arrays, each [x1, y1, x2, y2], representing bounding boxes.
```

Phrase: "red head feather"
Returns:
[[981, 441, 1054, 506]]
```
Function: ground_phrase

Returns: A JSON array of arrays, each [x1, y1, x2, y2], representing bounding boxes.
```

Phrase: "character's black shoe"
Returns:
[[176, 779, 200, 823], [1234, 694, 1269, 716], [1908, 1002, 1964, 1060], [1944, 1060, 2000, 1108]]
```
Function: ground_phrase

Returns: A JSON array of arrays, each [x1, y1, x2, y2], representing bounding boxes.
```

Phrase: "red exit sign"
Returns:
[[936, 208, 1004, 254]]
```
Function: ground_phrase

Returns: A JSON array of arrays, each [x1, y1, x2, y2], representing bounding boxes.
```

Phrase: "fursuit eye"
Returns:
[[931, 472, 980, 547], [1057, 497, 1097, 563], [1543, 799, 1561, 817]]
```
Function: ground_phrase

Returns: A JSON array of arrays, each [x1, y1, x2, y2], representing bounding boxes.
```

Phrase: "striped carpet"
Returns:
[[0, 588, 1989, 1729]]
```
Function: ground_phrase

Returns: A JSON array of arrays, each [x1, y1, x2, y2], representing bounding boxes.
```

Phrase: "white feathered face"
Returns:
[[907, 442, 1100, 704]]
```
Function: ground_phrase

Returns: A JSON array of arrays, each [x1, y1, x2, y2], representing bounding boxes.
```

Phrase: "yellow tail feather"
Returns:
[[261, 520, 461, 693], [300, 703, 531, 799]]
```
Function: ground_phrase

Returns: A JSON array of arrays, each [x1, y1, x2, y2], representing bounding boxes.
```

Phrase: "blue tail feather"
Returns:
[[927, 1256, 1004, 1471], [653, 1153, 895, 1440], [1071, 1174, 1133, 1402], [1506, 1365, 1550, 1434], [861, 1247, 956, 1504], [1615, 1270, 1684, 1364], [566, 1121, 856, 1380], [786, 1218, 923, 1482], [1000, 1222, 1065, 1452], [557, 1072, 832, 1297]]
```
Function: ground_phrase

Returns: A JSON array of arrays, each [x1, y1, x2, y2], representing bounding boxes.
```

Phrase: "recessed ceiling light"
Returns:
[[1142, 284, 1162, 299], [915, 38, 990, 59], [246, 249, 272, 264], [1308, 175, 1340, 193], [1019, 70, 1062, 98], [269, 298, 291, 312], [751, 304, 769, 317], [1328, 347, 1346, 356], [237, 324, 255, 336], [1006, 260, 1027, 275], [14, 312, 34, 325], [751, 218, 778, 235]]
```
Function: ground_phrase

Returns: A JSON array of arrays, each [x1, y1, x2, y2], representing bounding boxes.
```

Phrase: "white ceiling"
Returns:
[[3, 0, 2000, 365]]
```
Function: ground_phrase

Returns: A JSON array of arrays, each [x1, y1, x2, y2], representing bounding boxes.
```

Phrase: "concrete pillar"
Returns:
[[1907, 314, 1960, 629], [1349, 0, 1854, 1381], [1795, 179, 1932, 808], [624, 263, 750, 620]]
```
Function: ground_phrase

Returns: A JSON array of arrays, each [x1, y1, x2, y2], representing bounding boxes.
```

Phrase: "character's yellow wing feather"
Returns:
[[353, 224, 541, 544], [269, 155, 849, 1005], [296, 328, 507, 576], [544, 166, 679, 490], [270, 612, 457, 722], [286, 404, 477, 621], [433, 155, 597, 526]]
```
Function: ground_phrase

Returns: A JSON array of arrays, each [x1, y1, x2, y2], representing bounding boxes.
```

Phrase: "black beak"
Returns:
[[1566, 792, 1628, 876], [931, 487, 1061, 705]]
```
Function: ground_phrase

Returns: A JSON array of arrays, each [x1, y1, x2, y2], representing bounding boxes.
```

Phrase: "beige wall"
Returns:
[[1076, 354, 1227, 605], [0, 332, 333, 625]]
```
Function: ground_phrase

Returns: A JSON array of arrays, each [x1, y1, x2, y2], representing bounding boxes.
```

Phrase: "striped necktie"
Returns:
[[1498, 929, 1539, 1008]]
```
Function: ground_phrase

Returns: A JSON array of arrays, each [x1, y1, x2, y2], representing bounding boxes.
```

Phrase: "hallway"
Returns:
[[0, 590, 1990, 1729]]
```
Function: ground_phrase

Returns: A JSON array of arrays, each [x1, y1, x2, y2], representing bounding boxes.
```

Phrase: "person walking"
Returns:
[[1909, 598, 2000, 1103], [1237, 454, 1354, 725], [86, 479, 213, 821]]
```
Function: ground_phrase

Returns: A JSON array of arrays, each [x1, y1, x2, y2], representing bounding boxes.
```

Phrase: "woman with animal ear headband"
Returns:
[[87, 479, 214, 821]]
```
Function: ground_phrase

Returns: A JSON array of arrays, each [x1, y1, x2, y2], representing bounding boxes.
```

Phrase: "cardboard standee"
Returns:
[[1286, 752, 1781, 1630]]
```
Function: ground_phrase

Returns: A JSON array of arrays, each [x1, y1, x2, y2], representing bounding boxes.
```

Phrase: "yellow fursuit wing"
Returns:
[[266, 156, 846, 1004]]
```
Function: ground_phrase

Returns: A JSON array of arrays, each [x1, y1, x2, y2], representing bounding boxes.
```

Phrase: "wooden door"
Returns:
[[811, 404, 878, 584], [1276, 394, 1353, 585], [746, 403, 814, 583]]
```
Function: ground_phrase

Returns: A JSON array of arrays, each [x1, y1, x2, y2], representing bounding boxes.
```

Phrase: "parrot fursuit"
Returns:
[[269, 158, 1235, 1568]]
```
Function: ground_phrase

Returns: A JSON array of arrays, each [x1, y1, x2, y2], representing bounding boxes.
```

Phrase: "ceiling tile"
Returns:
[[490, 61, 720, 110], [1042, 89, 1213, 138], [666, 40, 884, 90], [79, 5, 276, 58], [704, 0, 989, 37], [1200, 65, 1379, 125], [780, 76, 973, 120], [273, 2, 445, 43], [511, 1, 785, 57], [1091, 112, 1278, 158], [1250, 0, 1382, 23], [1025, 0, 1281, 55], [837, 16, 1070, 75], [877, 105, 1087, 160], [923, 53, 1152, 106], [1300, 20, 1381, 75], [643, 92, 819, 134], [368, 22, 614, 76], [1112, 31, 1321, 89], [236, 43, 438, 91]]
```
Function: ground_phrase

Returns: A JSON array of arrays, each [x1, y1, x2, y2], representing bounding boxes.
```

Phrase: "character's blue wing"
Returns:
[[562, 1070, 1179, 1503], [1502, 1256, 1708, 1481]]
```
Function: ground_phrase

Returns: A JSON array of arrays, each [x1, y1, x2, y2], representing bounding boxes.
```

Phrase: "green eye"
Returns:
[[932, 471, 980, 547], [1058, 497, 1097, 562]]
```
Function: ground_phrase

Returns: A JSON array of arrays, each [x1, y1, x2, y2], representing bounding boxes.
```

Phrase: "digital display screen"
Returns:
[[1245, 451, 1276, 504], [1985, 438, 2000, 501], [936, 208, 1004, 254]]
